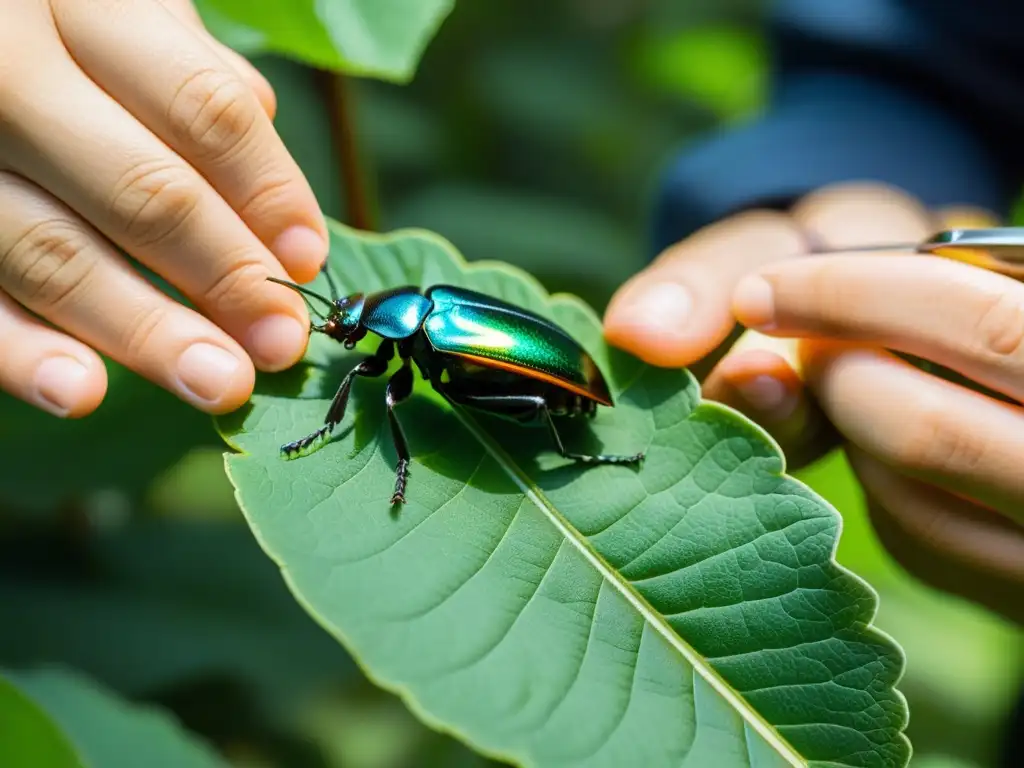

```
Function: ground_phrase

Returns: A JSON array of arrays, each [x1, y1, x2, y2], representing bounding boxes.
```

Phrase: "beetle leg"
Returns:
[[534, 399, 644, 466], [440, 392, 644, 467], [385, 360, 416, 506], [281, 340, 395, 458]]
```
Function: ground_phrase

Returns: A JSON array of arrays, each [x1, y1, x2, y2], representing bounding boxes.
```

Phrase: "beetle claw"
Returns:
[[391, 459, 410, 506]]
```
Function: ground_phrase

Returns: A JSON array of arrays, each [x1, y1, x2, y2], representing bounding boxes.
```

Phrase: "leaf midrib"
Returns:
[[445, 400, 807, 767]]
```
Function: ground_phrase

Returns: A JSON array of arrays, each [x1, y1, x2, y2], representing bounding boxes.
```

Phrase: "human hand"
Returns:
[[605, 180, 1023, 622], [605, 182, 937, 467], [0, 0, 327, 419], [730, 214, 1024, 623]]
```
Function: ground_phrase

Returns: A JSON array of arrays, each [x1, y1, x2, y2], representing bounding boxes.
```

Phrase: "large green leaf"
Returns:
[[215, 220, 911, 767], [195, 0, 455, 82], [1, 668, 227, 767]]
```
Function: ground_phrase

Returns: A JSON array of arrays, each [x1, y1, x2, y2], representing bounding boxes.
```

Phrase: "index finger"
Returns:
[[733, 253, 1024, 404]]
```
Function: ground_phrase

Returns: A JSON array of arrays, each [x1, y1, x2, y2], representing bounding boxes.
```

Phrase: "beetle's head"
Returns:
[[324, 292, 366, 347], [267, 277, 367, 349]]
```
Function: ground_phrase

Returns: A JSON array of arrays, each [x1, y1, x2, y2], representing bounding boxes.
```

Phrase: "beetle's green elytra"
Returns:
[[267, 271, 644, 506], [422, 286, 613, 405]]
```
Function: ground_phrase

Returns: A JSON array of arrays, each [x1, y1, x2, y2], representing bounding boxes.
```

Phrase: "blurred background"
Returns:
[[1, 0, 1022, 766]]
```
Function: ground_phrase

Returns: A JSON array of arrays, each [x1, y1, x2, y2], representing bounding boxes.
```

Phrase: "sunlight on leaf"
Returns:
[[216, 220, 911, 767]]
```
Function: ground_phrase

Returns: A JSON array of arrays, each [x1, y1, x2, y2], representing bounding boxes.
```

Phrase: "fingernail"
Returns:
[[33, 356, 90, 417], [733, 275, 776, 329], [272, 226, 328, 271], [245, 314, 307, 370], [176, 343, 242, 404], [735, 375, 797, 419], [623, 282, 693, 331]]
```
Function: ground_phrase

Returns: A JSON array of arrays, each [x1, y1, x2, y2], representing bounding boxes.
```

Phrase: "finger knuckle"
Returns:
[[202, 255, 270, 312], [109, 160, 200, 246], [893, 395, 987, 475], [121, 303, 170, 360], [237, 174, 299, 220], [0, 219, 97, 311], [168, 67, 259, 162], [970, 289, 1024, 361]]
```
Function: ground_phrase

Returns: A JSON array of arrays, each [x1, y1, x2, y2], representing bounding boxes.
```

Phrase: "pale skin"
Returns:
[[0, 0, 325, 419], [605, 182, 1024, 624]]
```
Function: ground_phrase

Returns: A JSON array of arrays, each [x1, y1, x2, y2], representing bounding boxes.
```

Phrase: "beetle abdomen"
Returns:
[[423, 285, 613, 405]]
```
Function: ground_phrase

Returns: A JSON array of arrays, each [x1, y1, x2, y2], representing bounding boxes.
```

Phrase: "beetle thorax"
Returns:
[[322, 294, 365, 344]]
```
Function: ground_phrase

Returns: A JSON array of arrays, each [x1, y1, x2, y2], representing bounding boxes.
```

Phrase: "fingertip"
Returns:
[[52, 352, 108, 419], [208, 355, 256, 415], [731, 273, 776, 330], [71, 358, 108, 419], [174, 340, 257, 415], [703, 347, 840, 467], [244, 313, 309, 372], [604, 275, 732, 368], [715, 348, 801, 384], [603, 320, 716, 368], [710, 350, 803, 422], [603, 318, 688, 368], [273, 224, 330, 285]]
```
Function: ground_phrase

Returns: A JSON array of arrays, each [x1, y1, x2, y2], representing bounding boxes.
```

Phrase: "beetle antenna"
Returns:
[[321, 261, 341, 304], [266, 277, 336, 318], [268, 276, 335, 321]]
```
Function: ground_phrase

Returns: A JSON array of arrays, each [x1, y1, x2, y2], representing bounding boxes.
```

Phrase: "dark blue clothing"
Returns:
[[653, 0, 1024, 253]]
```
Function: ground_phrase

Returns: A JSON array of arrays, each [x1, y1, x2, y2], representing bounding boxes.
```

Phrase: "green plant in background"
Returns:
[[1, 1, 1022, 767]]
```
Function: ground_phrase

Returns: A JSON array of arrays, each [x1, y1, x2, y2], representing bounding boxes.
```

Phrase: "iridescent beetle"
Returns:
[[268, 271, 644, 505]]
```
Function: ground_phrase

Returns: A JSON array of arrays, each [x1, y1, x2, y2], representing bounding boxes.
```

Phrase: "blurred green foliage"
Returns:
[[1, 0, 1022, 766]]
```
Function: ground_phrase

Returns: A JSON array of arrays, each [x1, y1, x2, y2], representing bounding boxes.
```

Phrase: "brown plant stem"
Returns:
[[320, 70, 378, 231]]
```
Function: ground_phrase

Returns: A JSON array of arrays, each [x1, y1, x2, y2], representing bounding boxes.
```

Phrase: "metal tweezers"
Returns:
[[809, 227, 1024, 277]]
